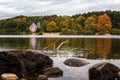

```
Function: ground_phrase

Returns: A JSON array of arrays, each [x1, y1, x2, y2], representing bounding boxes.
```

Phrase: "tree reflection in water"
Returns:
[[0, 38, 120, 59], [97, 38, 111, 59]]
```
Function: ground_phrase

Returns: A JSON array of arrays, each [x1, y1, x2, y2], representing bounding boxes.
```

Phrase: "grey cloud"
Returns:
[[76, 2, 120, 14], [51, 0, 72, 5], [0, 0, 120, 19], [0, 2, 11, 5], [0, 11, 21, 19]]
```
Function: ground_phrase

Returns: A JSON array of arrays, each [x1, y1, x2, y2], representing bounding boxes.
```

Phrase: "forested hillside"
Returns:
[[0, 10, 120, 35]]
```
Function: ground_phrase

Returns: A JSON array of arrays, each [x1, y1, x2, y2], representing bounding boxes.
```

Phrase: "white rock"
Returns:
[[1, 73, 18, 80]]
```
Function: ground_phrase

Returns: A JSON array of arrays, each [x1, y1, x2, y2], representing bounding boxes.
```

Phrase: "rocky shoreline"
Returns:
[[0, 50, 53, 78], [0, 50, 120, 80]]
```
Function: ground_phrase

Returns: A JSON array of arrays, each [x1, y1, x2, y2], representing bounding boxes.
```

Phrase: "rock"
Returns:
[[1, 73, 18, 80], [118, 72, 120, 78], [49, 77, 77, 80], [0, 50, 53, 77], [89, 62, 120, 80], [19, 78, 26, 80], [37, 75, 48, 80], [63, 58, 89, 67], [42, 67, 63, 77]]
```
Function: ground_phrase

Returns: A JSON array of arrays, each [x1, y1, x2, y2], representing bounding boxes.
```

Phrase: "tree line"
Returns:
[[0, 10, 120, 35]]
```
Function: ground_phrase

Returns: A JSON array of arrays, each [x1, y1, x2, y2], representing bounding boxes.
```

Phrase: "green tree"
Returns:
[[3, 20, 18, 32], [61, 28, 75, 35], [17, 21, 29, 33], [111, 29, 120, 35]]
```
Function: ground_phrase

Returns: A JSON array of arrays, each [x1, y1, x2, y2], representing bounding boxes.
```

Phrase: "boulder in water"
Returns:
[[63, 58, 89, 67], [42, 67, 63, 77], [37, 75, 48, 80], [0, 50, 53, 77], [89, 62, 120, 80]]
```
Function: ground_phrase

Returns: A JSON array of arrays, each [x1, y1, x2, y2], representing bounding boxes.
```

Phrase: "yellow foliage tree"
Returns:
[[84, 15, 97, 30], [59, 21, 69, 30], [46, 21, 59, 32], [75, 16, 86, 28]]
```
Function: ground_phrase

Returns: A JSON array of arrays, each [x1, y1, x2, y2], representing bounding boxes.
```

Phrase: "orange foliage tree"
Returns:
[[97, 13, 112, 34]]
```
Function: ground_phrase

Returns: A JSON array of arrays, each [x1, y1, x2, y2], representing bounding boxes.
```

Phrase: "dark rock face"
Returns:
[[89, 62, 120, 80], [0, 50, 53, 77], [42, 67, 63, 77], [37, 75, 48, 80], [63, 58, 89, 67]]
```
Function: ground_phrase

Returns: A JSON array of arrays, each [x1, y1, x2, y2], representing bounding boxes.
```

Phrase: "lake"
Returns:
[[0, 35, 120, 59], [0, 35, 120, 80]]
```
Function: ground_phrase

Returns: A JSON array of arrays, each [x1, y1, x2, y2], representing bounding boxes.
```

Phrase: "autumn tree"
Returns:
[[75, 16, 86, 28], [84, 15, 98, 34], [59, 21, 69, 30], [97, 13, 112, 35], [41, 20, 49, 32], [71, 23, 82, 34], [46, 21, 59, 32]]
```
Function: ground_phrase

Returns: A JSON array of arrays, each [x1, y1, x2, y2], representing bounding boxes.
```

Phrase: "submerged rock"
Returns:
[[42, 67, 63, 77], [89, 62, 120, 80], [63, 58, 89, 67], [37, 75, 48, 80], [0, 50, 53, 77], [1, 73, 18, 80]]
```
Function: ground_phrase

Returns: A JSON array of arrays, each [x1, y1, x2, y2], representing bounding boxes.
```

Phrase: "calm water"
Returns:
[[0, 36, 120, 80], [0, 37, 120, 59]]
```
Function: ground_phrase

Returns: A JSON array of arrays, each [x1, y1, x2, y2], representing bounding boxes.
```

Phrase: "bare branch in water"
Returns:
[[56, 40, 69, 50], [43, 40, 59, 50]]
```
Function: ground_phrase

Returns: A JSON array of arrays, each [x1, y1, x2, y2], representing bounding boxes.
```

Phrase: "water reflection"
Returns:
[[108, 39, 120, 59], [97, 38, 111, 59], [30, 37, 36, 49], [83, 38, 97, 59], [0, 38, 30, 50], [0, 38, 120, 59], [45, 38, 59, 50]]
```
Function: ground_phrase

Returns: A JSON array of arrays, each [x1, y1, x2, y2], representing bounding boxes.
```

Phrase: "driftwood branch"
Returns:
[[43, 43, 54, 50], [56, 40, 69, 50], [42, 40, 69, 55], [43, 40, 59, 50]]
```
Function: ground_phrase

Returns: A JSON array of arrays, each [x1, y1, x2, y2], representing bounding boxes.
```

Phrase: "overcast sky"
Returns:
[[0, 0, 120, 19]]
